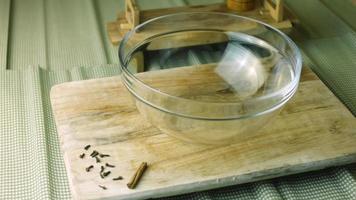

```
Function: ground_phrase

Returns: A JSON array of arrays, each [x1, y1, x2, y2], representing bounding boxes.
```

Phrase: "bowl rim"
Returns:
[[118, 12, 302, 120]]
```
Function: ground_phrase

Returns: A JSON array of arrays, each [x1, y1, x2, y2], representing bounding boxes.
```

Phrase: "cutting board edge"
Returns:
[[67, 153, 356, 200]]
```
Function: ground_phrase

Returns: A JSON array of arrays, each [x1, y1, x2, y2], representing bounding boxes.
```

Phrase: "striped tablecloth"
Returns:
[[0, 0, 355, 199]]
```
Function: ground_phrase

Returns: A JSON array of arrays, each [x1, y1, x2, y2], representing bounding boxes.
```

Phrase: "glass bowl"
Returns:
[[119, 12, 302, 145]]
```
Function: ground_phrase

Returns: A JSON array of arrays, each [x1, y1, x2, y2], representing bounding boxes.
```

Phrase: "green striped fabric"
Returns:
[[0, 0, 355, 199], [0, 0, 10, 69], [6, 0, 47, 69], [0, 65, 120, 199], [321, 0, 356, 32]]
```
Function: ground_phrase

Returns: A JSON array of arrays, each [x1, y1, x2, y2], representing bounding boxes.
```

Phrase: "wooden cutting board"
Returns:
[[50, 65, 356, 200]]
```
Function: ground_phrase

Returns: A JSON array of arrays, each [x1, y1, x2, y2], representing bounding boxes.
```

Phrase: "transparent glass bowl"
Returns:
[[119, 12, 302, 145]]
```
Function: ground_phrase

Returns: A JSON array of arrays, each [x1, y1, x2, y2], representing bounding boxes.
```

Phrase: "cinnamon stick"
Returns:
[[127, 162, 148, 189]]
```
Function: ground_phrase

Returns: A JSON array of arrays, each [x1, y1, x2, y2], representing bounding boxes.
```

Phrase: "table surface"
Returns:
[[0, 0, 355, 199]]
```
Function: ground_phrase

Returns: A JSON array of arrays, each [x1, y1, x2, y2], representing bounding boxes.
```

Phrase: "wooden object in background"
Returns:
[[264, 0, 284, 22], [51, 65, 356, 200], [124, 0, 139, 30], [227, 0, 255, 11], [107, 0, 293, 45], [130, 51, 144, 72]]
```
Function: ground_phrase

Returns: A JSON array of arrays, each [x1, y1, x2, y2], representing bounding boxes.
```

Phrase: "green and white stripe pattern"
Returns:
[[0, 0, 355, 199]]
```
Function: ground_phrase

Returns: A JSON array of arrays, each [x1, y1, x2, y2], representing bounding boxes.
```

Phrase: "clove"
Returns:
[[90, 150, 99, 157], [103, 171, 111, 177], [113, 176, 123, 181], [85, 165, 94, 172], [105, 163, 115, 168], [99, 154, 110, 158], [79, 153, 85, 159], [98, 185, 107, 190], [84, 144, 91, 150]]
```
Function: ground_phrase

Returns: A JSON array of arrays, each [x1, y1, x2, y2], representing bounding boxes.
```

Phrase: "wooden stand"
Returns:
[[227, 0, 256, 12], [107, 0, 294, 45], [264, 0, 283, 22]]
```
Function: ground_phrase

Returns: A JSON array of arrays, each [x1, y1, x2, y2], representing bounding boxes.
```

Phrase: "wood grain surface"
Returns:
[[51, 66, 356, 200]]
